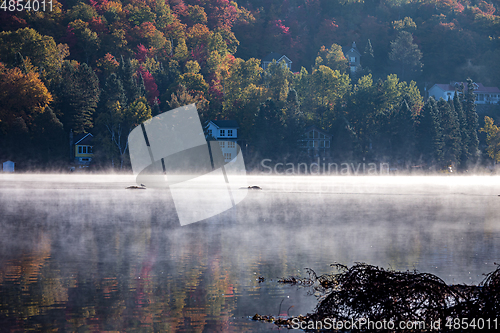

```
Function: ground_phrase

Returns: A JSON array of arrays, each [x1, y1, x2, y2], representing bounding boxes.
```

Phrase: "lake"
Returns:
[[1, 174, 499, 332]]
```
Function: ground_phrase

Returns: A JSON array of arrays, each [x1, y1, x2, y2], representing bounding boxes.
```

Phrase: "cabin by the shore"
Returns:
[[205, 120, 239, 162], [73, 133, 94, 168]]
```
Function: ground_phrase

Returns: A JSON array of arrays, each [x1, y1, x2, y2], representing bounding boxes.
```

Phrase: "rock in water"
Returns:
[[126, 184, 146, 190]]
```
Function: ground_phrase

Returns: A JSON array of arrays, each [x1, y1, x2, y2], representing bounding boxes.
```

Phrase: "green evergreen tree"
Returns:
[[415, 97, 443, 166], [152, 99, 161, 116], [363, 39, 375, 72], [253, 98, 286, 158], [344, 74, 378, 159], [391, 99, 415, 165], [437, 98, 461, 167], [453, 91, 469, 168], [93, 73, 128, 168], [101, 73, 127, 108], [56, 61, 100, 134], [32, 106, 65, 162], [158, 59, 181, 100], [3, 117, 31, 161], [120, 57, 143, 103], [462, 79, 479, 165], [283, 88, 305, 154]]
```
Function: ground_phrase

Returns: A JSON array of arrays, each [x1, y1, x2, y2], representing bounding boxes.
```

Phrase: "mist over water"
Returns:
[[1, 174, 499, 331]]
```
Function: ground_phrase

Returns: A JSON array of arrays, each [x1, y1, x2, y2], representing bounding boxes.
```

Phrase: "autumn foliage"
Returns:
[[0, 0, 499, 169]]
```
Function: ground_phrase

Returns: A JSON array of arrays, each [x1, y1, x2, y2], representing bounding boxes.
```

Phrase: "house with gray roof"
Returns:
[[343, 42, 361, 73], [261, 52, 292, 70], [205, 120, 240, 162]]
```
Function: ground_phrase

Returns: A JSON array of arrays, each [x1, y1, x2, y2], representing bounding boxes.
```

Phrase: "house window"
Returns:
[[224, 152, 231, 160], [79, 146, 92, 154], [208, 129, 212, 137], [219, 141, 225, 148], [228, 141, 235, 148], [228, 129, 233, 137], [350, 66, 356, 72], [350, 57, 356, 63], [220, 129, 225, 136], [78, 146, 89, 154], [478, 94, 484, 101]]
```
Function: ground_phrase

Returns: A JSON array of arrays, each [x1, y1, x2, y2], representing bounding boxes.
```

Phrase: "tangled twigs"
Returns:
[[277, 268, 316, 286], [254, 263, 500, 332]]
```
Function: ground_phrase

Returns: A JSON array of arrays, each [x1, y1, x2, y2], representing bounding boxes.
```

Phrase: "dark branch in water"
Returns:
[[277, 268, 316, 286], [253, 263, 500, 332]]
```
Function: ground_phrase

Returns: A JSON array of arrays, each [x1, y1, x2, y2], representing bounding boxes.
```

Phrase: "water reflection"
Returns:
[[0, 222, 285, 331], [0, 175, 499, 331]]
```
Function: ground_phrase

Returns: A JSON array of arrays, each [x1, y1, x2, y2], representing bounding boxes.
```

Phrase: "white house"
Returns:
[[428, 82, 500, 104], [205, 120, 239, 162], [261, 52, 292, 70], [2, 160, 15, 172]]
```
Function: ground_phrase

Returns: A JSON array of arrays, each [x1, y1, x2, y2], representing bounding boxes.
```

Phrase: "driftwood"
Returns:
[[253, 263, 500, 332]]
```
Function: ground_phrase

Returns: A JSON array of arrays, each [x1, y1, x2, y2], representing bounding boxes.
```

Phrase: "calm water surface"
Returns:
[[1, 174, 499, 332]]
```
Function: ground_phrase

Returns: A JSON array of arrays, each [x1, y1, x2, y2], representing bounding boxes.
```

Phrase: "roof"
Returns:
[[208, 120, 239, 129], [262, 52, 292, 63], [431, 82, 500, 94], [303, 126, 332, 137], [74, 133, 93, 145], [343, 42, 361, 56], [476, 84, 500, 93]]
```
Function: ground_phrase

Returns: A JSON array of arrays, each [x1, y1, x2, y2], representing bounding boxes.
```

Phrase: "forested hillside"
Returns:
[[0, 0, 499, 170]]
